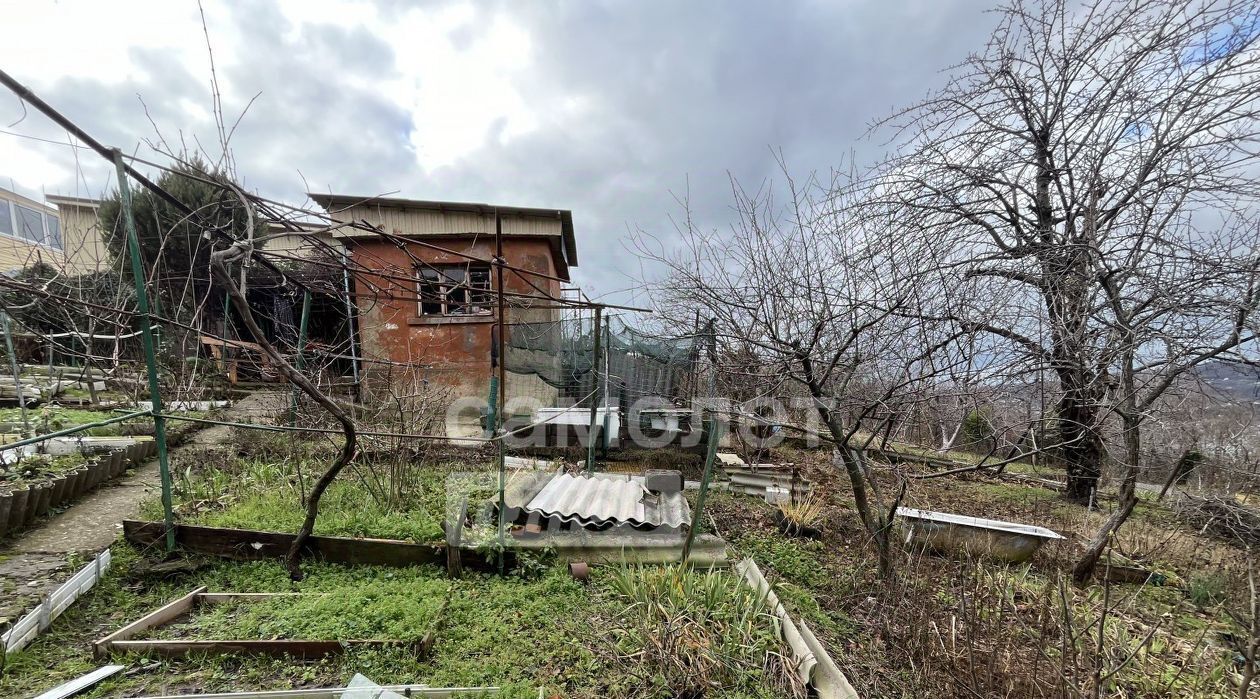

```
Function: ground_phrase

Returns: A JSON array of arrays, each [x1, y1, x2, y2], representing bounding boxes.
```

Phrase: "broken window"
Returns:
[[416, 264, 492, 317]]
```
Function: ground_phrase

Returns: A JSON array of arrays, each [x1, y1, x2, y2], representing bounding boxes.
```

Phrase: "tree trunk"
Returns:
[[1072, 412, 1140, 584], [210, 234, 357, 582], [800, 362, 895, 579], [1059, 389, 1105, 503]]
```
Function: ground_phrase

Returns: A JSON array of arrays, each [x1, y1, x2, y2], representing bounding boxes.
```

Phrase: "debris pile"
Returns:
[[1175, 493, 1260, 547]]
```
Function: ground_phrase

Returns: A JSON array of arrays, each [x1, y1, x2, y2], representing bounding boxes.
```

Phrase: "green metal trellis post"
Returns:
[[221, 291, 231, 375], [1, 312, 30, 433], [113, 149, 176, 553], [289, 290, 311, 427], [682, 318, 721, 565], [600, 314, 611, 458], [494, 211, 507, 574], [585, 305, 602, 473], [682, 416, 722, 565]]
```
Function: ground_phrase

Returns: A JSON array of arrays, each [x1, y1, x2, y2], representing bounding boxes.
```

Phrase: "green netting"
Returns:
[[505, 314, 697, 413]]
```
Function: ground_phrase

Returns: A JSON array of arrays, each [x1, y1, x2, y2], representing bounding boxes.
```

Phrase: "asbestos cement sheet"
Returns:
[[525, 473, 691, 529]]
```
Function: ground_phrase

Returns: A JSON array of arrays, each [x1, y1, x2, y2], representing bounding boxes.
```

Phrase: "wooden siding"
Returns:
[[0, 235, 65, 273], [0, 189, 69, 273], [259, 231, 339, 260], [56, 204, 112, 273], [333, 205, 563, 239]]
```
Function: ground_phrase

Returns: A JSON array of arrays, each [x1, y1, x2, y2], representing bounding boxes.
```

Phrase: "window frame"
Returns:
[[44, 213, 62, 250], [13, 203, 46, 244], [0, 197, 62, 251], [415, 263, 493, 318]]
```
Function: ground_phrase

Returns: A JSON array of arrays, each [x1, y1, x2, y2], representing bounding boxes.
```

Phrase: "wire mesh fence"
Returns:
[[503, 312, 699, 444]]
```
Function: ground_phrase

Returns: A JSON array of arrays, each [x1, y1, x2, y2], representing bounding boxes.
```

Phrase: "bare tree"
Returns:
[[876, 0, 1260, 514], [638, 163, 962, 578]]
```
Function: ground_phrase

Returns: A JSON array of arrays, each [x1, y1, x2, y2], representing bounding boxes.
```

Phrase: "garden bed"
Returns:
[[1, 546, 803, 698], [0, 441, 154, 538]]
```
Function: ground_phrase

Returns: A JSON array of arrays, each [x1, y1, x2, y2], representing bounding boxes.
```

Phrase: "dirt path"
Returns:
[[0, 391, 284, 625]]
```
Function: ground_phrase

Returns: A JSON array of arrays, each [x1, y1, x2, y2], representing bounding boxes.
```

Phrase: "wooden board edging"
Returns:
[[94, 588, 430, 660], [123, 520, 454, 568]]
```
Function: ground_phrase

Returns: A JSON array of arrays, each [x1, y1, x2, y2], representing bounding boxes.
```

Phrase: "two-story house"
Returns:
[[309, 194, 578, 428]]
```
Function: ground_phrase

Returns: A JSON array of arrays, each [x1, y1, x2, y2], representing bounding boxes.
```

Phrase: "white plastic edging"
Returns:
[[126, 686, 499, 698], [31, 664, 125, 699], [1, 549, 111, 655], [736, 557, 859, 699]]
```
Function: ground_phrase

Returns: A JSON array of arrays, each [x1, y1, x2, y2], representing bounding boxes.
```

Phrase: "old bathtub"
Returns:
[[896, 507, 1065, 563]]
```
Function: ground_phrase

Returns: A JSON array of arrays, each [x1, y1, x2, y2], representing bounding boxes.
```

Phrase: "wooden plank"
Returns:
[[94, 586, 204, 657], [96, 591, 428, 661], [31, 664, 125, 699], [104, 638, 422, 659], [123, 520, 486, 570], [200, 335, 265, 353]]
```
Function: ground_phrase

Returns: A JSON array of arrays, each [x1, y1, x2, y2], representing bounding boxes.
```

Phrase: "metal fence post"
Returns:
[[494, 210, 507, 574], [585, 305, 602, 473], [601, 314, 611, 457], [1, 312, 30, 433], [113, 149, 175, 553], [682, 416, 722, 565], [288, 290, 311, 427]]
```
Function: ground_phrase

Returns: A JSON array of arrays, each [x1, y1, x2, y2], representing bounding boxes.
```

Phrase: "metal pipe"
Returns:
[[494, 210, 507, 574], [288, 290, 312, 427], [156, 412, 486, 442], [585, 305, 602, 472], [113, 150, 176, 553], [0, 68, 308, 295]]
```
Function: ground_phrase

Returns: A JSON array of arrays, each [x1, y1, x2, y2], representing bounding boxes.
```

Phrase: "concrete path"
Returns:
[[0, 390, 283, 626]]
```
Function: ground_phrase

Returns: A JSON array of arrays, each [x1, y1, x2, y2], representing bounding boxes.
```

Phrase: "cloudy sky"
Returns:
[[0, 0, 996, 303]]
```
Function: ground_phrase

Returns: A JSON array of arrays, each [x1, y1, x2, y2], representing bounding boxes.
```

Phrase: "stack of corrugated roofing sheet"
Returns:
[[717, 453, 813, 501], [524, 473, 691, 529]]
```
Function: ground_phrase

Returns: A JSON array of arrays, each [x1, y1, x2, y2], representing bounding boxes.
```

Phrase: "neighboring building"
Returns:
[[309, 193, 578, 426], [44, 195, 112, 273], [0, 189, 114, 275], [0, 188, 67, 274]]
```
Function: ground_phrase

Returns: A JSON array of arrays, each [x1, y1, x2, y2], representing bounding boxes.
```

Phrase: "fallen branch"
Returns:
[[1176, 494, 1260, 548]]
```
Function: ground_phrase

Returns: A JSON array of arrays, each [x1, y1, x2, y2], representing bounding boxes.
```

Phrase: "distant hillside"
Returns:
[[1194, 360, 1260, 401]]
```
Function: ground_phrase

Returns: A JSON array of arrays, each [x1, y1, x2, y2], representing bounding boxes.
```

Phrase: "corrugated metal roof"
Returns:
[[525, 473, 691, 529]]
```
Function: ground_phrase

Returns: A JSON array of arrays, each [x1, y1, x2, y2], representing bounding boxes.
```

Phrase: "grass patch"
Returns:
[[601, 563, 800, 698], [193, 484, 444, 542], [972, 481, 1061, 507], [140, 581, 449, 641], [0, 546, 608, 698], [0, 543, 802, 698], [152, 457, 452, 542]]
